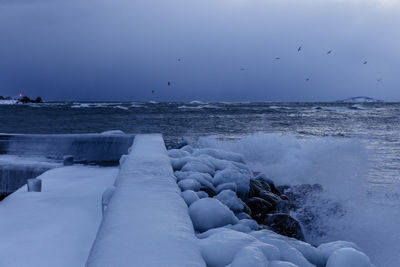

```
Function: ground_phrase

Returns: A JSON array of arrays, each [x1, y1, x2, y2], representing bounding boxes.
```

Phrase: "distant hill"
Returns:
[[336, 96, 384, 103]]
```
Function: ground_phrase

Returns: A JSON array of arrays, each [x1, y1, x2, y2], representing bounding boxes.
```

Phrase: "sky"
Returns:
[[0, 0, 399, 101]]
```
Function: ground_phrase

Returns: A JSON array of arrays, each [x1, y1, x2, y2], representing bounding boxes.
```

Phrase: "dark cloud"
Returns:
[[0, 0, 399, 101]]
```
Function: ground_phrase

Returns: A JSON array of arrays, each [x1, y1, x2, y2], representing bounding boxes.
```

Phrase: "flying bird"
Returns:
[[363, 61, 368, 65], [168, 81, 171, 86], [152, 90, 155, 94], [377, 78, 382, 82], [178, 58, 181, 62], [327, 50, 332, 55], [240, 68, 245, 71], [298, 46, 302, 52], [305, 78, 310, 82], [275, 57, 281, 60]]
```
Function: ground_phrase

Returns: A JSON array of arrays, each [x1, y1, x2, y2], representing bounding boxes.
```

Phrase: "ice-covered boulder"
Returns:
[[196, 191, 209, 199], [216, 182, 237, 193], [229, 246, 269, 267], [168, 149, 190, 158], [181, 190, 200, 206], [181, 145, 194, 154], [189, 198, 238, 232], [186, 172, 215, 190], [326, 248, 372, 267], [227, 219, 259, 234], [317, 241, 361, 265], [213, 167, 251, 195], [250, 231, 314, 267], [215, 190, 244, 212], [199, 229, 279, 267], [178, 179, 201, 191], [182, 160, 215, 176], [238, 219, 259, 231], [236, 212, 252, 220]]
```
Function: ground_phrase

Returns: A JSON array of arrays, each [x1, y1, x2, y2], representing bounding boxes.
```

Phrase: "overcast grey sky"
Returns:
[[0, 0, 399, 101]]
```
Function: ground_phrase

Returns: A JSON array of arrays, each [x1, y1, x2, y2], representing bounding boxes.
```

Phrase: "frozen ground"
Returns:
[[0, 166, 117, 267]]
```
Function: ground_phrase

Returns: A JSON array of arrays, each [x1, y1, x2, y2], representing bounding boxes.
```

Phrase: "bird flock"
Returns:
[[151, 47, 382, 94]]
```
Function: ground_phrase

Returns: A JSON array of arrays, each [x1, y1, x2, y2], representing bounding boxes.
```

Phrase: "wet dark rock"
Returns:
[[258, 190, 281, 205], [249, 179, 265, 197], [200, 187, 216, 197], [242, 202, 252, 216], [255, 173, 282, 196], [246, 197, 275, 223], [263, 213, 305, 241]]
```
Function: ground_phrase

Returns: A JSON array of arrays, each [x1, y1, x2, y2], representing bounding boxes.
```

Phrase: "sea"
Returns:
[[0, 101, 399, 266]]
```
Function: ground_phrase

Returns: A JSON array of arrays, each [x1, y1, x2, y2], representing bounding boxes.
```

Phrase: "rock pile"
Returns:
[[169, 145, 373, 267]]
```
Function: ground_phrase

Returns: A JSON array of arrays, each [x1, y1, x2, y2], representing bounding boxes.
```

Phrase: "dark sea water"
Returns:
[[1, 101, 399, 266]]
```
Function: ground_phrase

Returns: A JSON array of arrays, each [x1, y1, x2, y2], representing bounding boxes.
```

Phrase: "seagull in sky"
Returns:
[[363, 61, 368, 65], [168, 81, 171, 86], [327, 50, 332, 55], [298, 46, 302, 52]]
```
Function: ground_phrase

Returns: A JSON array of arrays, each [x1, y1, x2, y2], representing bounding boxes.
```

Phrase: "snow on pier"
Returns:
[[0, 166, 118, 267], [86, 134, 205, 267]]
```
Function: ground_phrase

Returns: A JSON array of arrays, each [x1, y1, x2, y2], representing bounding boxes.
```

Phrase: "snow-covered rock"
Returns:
[[189, 198, 238, 232], [196, 191, 209, 198], [326, 248, 372, 267], [199, 229, 278, 267], [182, 160, 215, 176], [213, 168, 251, 195], [216, 182, 237, 193], [178, 179, 201, 191], [229, 246, 269, 267], [250, 231, 314, 267], [181, 145, 194, 154], [318, 240, 361, 265], [181, 190, 200, 206], [168, 149, 190, 158], [215, 189, 244, 212]]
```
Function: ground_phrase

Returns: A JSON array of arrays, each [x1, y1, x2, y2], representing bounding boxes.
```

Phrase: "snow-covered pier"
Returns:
[[0, 134, 205, 267], [86, 134, 205, 266]]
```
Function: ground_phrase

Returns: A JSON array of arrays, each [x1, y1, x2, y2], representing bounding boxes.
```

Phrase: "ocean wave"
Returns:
[[192, 133, 400, 266], [178, 105, 221, 110]]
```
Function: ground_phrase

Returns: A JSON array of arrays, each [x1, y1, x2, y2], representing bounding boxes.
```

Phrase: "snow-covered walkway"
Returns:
[[86, 134, 205, 267], [0, 166, 118, 267]]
